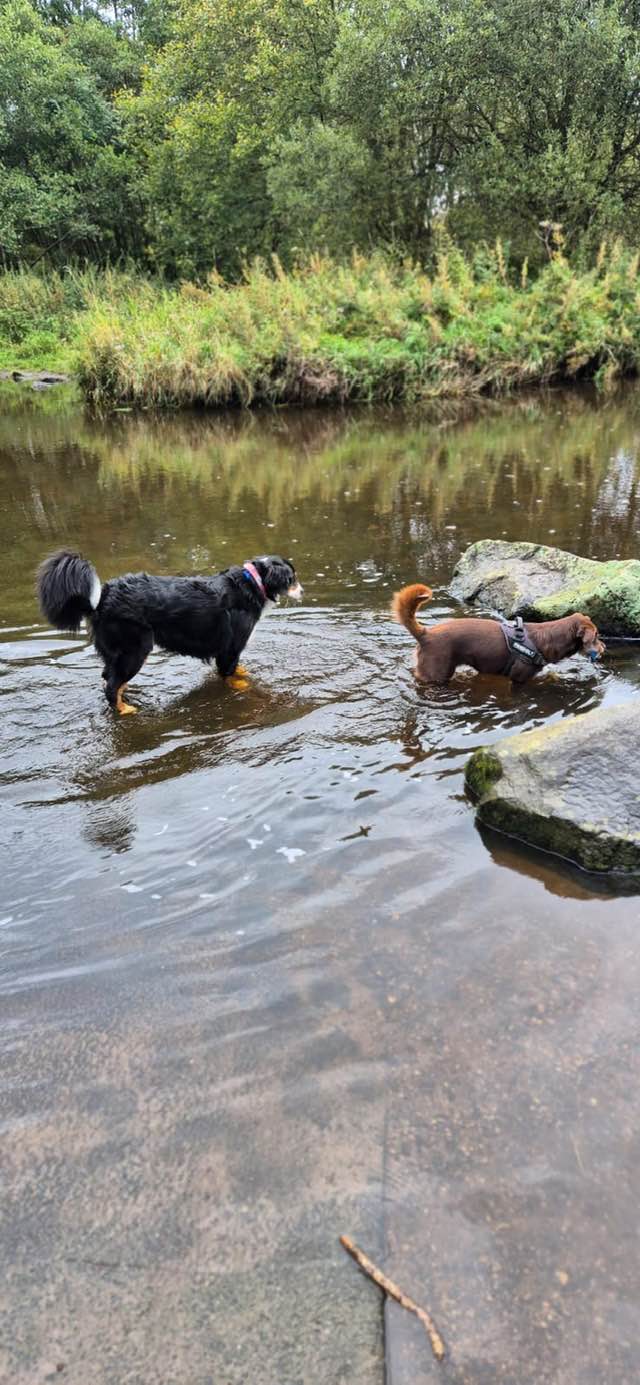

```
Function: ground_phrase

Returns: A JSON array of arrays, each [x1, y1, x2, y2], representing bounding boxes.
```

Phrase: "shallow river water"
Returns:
[[2, 386, 640, 1384]]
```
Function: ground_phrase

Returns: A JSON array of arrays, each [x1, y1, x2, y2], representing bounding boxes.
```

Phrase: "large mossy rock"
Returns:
[[451, 540, 640, 635], [466, 701, 640, 874]]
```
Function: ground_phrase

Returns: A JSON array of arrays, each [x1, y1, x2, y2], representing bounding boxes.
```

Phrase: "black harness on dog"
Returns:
[[499, 616, 545, 675]]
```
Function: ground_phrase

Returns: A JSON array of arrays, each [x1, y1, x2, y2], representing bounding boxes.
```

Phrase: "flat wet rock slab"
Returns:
[[451, 540, 640, 636], [380, 866, 640, 1385], [466, 700, 640, 875]]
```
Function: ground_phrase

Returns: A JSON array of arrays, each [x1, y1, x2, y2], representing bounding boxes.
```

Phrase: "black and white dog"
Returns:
[[37, 549, 302, 713]]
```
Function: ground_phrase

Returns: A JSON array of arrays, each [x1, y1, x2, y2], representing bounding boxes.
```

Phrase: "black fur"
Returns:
[[36, 549, 300, 710], [36, 549, 100, 631]]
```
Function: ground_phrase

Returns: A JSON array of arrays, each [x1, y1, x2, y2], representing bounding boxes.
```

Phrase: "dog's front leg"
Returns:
[[216, 654, 250, 692], [225, 672, 249, 691]]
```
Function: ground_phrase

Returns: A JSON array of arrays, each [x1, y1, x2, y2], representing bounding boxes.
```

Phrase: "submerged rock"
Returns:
[[451, 539, 640, 635], [466, 700, 640, 874]]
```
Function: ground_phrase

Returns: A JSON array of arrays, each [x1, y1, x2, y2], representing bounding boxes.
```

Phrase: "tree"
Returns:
[[121, 0, 339, 276], [321, 0, 640, 263], [448, 0, 640, 259], [0, 0, 143, 262], [5, 0, 640, 273]]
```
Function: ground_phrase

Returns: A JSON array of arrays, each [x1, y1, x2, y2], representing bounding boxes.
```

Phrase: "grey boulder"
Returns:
[[451, 539, 640, 636], [466, 700, 640, 875]]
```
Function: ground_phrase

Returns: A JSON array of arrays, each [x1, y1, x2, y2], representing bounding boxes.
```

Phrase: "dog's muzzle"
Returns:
[[288, 581, 303, 601]]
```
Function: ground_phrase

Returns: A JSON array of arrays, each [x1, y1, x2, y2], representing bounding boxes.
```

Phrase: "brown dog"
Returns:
[[392, 584, 605, 685]]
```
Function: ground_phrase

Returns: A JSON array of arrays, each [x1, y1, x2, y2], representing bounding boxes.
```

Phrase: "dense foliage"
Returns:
[[1, 241, 634, 403], [3, 0, 640, 275]]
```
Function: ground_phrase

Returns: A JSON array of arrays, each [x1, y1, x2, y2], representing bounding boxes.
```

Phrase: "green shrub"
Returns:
[[4, 244, 640, 406]]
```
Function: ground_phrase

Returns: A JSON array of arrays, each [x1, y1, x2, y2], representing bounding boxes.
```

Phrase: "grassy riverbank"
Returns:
[[3, 245, 640, 408], [0, 267, 140, 374]]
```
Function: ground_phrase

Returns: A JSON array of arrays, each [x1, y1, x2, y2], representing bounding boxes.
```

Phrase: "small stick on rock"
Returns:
[[340, 1234, 446, 1363]]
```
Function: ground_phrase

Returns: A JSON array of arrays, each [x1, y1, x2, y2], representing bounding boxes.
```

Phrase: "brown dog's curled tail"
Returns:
[[391, 584, 433, 642]]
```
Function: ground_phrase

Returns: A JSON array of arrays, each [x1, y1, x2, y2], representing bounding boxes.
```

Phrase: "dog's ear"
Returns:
[[575, 615, 603, 654]]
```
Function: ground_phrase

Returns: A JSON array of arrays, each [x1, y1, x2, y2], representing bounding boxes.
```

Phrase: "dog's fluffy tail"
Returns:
[[36, 549, 102, 631], [391, 583, 433, 642]]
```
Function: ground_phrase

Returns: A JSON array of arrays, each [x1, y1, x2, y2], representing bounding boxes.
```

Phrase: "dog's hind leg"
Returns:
[[105, 666, 139, 714], [115, 685, 138, 715], [104, 630, 153, 715]]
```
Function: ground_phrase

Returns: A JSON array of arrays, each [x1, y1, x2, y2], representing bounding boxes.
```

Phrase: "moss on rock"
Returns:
[[465, 748, 504, 800]]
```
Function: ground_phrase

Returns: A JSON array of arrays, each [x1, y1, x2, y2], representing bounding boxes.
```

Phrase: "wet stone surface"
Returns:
[[466, 701, 640, 875], [3, 389, 640, 1382], [452, 538, 640, 635]]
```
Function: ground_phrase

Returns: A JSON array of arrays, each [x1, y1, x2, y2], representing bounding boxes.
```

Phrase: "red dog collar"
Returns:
[[243, 561, 267, 602]]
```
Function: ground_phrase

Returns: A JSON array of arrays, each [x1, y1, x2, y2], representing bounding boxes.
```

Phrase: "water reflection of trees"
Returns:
[[86, 392, 638, 524], [5, 386, 640, 625]]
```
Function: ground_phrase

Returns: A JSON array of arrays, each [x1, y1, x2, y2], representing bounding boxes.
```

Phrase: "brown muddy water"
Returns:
[[2, 385, 640, 1385]]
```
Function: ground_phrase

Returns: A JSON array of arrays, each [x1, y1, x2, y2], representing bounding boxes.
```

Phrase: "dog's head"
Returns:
[[252, 556, 303, 602], [573, 614, 605, 660]]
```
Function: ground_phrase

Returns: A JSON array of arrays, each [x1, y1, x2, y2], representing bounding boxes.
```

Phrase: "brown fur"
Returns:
[[392, 584, 605, 685]]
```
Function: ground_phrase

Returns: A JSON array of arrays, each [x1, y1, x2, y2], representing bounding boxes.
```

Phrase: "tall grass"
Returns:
[[4, 243, 640, 405], [0, 266, 147, 371]]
